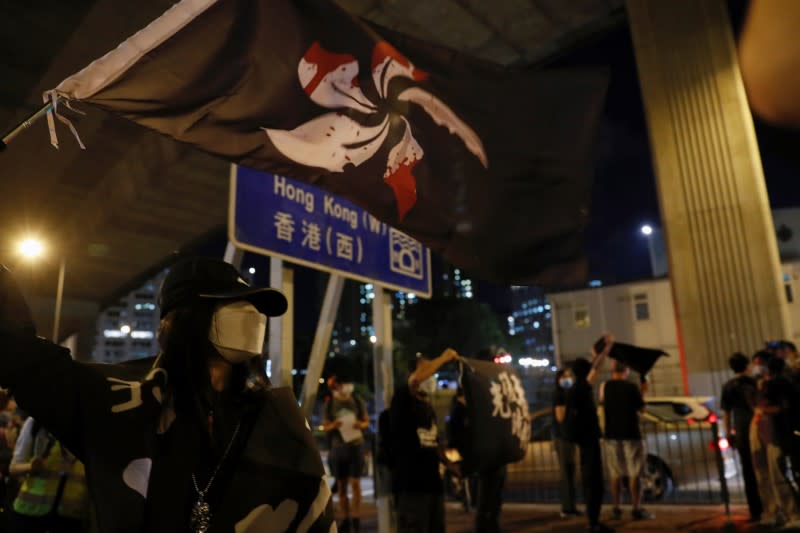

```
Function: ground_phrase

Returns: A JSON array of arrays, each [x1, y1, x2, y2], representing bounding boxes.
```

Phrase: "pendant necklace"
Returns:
[[189, 416, 242, 533]]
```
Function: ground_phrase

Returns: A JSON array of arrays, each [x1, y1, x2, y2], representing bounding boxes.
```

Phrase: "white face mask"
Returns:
[[208, 301, 267, 364], [419, 376, 437, 395], [559, 377, 575, 390], [338, 384, 354, 396]]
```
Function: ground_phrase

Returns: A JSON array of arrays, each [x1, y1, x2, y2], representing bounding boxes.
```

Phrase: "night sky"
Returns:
[[557, 1, 800, 285]]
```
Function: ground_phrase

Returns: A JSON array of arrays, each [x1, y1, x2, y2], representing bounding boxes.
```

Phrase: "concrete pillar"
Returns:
[[626, 0, 791, 396]]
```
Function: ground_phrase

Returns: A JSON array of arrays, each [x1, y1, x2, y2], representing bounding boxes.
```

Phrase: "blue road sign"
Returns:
[[229, 166, 432, 297]]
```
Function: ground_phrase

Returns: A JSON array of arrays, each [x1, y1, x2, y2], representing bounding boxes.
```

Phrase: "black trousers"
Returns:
[[579, 440, 604, 527], [555, 438, 578, 513], [475, 466, 506, 533], [395, 491, 445, 533], [735, 440, 763, 519]]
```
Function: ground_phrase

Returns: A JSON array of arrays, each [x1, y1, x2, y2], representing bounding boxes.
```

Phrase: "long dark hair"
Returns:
[[157, 299, 269, 422]]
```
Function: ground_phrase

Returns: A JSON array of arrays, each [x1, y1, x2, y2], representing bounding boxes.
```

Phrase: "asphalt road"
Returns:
[[349, 502, 798, 532]]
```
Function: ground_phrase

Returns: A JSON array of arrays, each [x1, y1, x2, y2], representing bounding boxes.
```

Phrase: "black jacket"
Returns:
[[0, 333, 333, 533]]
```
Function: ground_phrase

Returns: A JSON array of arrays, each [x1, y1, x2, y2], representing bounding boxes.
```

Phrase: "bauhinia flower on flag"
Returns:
[[47, 0, 608, 285], [264, 40, 487, 220]]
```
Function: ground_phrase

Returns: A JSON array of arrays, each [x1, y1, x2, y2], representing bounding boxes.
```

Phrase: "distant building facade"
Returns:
[[548, 261, 800, 397], [91, 271, 166, 363]]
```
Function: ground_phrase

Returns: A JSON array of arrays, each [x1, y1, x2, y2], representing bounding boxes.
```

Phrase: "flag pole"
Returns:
[[0, 102, 53, 151]]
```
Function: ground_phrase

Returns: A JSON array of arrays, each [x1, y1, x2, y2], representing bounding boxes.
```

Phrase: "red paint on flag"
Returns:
[[384, 159, 420, 220], [302, 41, 358, 96], [371, 41, 428, 81]]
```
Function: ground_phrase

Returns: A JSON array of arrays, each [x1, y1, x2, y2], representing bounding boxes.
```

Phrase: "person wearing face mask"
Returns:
[[322, 375, 369, 533], [552, 367, 581, 519], [0, 257, 334, 532], [388, 349, 459, 533]]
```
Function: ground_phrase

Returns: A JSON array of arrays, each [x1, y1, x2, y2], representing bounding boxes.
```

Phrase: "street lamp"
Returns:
[[16, 238, 66, 342], [640, 224, 657, 277]]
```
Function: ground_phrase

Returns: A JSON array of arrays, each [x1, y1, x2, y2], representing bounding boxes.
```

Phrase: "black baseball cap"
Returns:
[[158, 256, 288, 318]]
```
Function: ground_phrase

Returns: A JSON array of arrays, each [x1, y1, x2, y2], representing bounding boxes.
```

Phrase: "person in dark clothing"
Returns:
[[561, 335, 615, 533], [389, 349, 459, 533], [721, 352, 762, 522], [774, 341, 800, 491], [600, 361, 652, 521], [552, 368, 581, 518], [751, 355, 800, 528], [445, 389, 475, 511], [0, 258, 334, 533]]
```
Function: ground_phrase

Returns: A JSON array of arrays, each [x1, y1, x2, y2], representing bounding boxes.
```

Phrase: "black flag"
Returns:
[[594, 337, 668, 376], [48, 0, 608, 284], [459, 358, 530, 472]]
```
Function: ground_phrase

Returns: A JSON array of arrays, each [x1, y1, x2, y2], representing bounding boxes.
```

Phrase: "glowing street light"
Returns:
[[16, 237, 66, 342], [18, 238, 44, 259], [640, 224, 658, 277], [369, 335, 377, 344]]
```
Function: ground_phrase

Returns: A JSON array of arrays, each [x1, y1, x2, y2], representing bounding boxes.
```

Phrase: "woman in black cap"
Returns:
[[0, 257, 334, 532]]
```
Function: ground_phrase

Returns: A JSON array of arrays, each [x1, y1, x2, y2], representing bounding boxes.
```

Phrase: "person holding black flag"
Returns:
[[0, 258, 334, 532], [561, 334, 614, 533]]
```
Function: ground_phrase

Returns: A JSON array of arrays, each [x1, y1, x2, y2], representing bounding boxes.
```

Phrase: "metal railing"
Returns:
[[503, 414, 737, 506]]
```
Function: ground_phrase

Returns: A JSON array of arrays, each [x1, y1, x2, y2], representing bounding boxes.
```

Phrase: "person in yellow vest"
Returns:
[[8, 418, 88, 533]]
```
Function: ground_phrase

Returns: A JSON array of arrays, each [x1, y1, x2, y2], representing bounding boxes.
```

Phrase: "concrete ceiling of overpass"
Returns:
[[0, 0, 623, 338]]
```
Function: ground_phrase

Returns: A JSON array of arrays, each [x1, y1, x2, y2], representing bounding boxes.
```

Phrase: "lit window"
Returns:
[[574, 305, 590, 328]]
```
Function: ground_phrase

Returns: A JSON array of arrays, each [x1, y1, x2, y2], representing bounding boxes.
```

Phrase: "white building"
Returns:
[[548, 261, 800, 398], [91, 271, 166, 363]]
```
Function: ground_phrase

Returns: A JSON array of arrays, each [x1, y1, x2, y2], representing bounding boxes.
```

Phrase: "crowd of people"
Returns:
[[3, 254, 799, 533], [722, 341, 800, 529], [0, 392, 91, 533]]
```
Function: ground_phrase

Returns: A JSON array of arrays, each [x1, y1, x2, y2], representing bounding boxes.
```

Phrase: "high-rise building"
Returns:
[[509, 285, 554, 358], [437, 261, 475, 299], [330, 281, 422, 357], [92, 271, 166, 363]]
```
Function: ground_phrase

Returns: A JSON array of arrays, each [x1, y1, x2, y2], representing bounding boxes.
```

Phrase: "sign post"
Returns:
[[230, 166, 425, 533]]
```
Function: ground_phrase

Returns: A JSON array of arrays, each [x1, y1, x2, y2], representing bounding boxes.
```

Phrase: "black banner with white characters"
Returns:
[[459, 358, 530, 473]]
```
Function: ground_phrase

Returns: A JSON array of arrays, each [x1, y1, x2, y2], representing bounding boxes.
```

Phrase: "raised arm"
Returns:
[[408, 348, 459, 395], [588, 334, 614, 385], [0, 267, 84, 459]]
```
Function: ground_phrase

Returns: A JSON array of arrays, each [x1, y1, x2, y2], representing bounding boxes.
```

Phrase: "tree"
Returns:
[[394, 297, 511, 365]]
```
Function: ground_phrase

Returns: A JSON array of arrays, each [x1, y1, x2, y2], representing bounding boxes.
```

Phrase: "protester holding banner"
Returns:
[[0, 259, 334, 533], [322, 376, 369, 533], [562, 335, 615, 533], [389, 350, 459, 533]]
